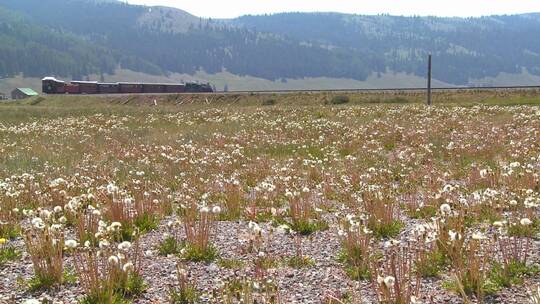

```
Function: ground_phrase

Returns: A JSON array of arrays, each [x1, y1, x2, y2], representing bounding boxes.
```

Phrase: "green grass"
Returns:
[[157, 236, 183, 256], [0, 225, 20, 240], [368, 220, 403, 239], [79, 293, 131, 304], [0, 246, 20, 265], [120, 214, 159, 241], [507, 221, 540, 238], [284, 255, 315, 269], [337, 249, 371, 281], [489, 261, 540, 288], [182, 244, 218, 263], [407, 205, 438, 219], [416, 249, 448, 278], [118, 273, 147, 298], [289, 219, 329, 236], [169, 285, 199, 304], [27, 274, 60, 292], [217, 258, 244, 269]]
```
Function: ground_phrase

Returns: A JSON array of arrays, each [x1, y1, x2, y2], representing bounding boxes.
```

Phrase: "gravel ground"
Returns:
[[2, 214, 538, 304]]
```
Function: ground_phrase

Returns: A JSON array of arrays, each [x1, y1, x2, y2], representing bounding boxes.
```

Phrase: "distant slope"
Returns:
[[137, 6, 201, 33], [1, 0, 540, 89], [0, 0, 378, 82], [232, 13, 540, 84]]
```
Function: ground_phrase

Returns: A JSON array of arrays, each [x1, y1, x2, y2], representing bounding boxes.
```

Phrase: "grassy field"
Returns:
[[0, 92, 539, 303]]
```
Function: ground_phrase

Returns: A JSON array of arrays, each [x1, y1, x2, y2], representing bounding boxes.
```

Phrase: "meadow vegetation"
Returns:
[[0, 91, 539, 303]]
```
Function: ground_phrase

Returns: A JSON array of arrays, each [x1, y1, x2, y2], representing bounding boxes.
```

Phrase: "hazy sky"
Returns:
[[124, 0, 540, 18]]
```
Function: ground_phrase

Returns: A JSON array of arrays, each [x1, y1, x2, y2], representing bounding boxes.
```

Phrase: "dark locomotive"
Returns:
[[42, 77, 213, 94]]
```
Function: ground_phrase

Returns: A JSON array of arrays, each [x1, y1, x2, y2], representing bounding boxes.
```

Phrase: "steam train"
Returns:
[[42, 77, 213, 94]]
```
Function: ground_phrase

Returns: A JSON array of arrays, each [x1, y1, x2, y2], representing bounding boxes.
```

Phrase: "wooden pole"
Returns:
[[427, 54, 432, 106]]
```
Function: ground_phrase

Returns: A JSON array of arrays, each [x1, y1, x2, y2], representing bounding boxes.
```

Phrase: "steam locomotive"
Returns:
[[42, 77, 213, 94]]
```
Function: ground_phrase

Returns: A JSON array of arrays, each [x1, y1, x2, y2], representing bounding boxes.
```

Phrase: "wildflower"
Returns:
[[384, 239, 400, 248], [108, 255, 119, 264], [248, 221, 259, 231], [302, 186, 310, 193], [439, 203, 451, 214], [212, 206, 221, 214], [106, 183, 118, 194], [53, 206, 63, 213], [65, 239, 78, 249], [479, 169, 488, 178], [377, 275, 384, 284], [449, 230, 461, 241], [50, 224, 62, 231], [118, 241, 132, 251], [40, 209, 52, 219], [0, 238, 6, 245], [521, 218, 533, 226], [58, 216, 67, 224], [22, 300, 41, 304], [98, 240, 110, 248], [493, 221, 504, 227], [383, 276, 396, 288], [200, 206, 210, 213], [123, 262, 134, 272], [31, 217, 45, 230], [110, 222, 122, 231], [472, 232, 487, 240], [277, 224, 290, 234]]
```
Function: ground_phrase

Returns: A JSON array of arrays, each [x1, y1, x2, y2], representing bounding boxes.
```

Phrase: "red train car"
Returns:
[[119, 83, 143, 93], [64, 84, 80, 94], [142, 84, 165, 93], [72, 81, 99, 94], [98, 83, 120, 94], [42, 77, 213, 94]]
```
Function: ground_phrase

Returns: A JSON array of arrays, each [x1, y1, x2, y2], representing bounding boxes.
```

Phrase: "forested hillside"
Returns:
[[233, 13, 540, 84], [1, 0, 540, 86]]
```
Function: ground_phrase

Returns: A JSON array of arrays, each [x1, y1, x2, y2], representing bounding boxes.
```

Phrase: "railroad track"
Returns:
[[67, 85, 540, 98], [225, 85, 540, 94]]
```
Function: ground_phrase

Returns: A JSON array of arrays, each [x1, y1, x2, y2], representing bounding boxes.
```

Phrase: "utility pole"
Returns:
[[427, 54, 432, 106]]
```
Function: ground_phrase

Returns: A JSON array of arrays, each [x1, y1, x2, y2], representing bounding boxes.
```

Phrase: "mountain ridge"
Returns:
[[1, 0, 540, 90]]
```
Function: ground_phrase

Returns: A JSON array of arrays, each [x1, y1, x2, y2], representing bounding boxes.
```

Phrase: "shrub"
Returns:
[[262, 99, 276, 106], [328, 95, 350, 105]]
